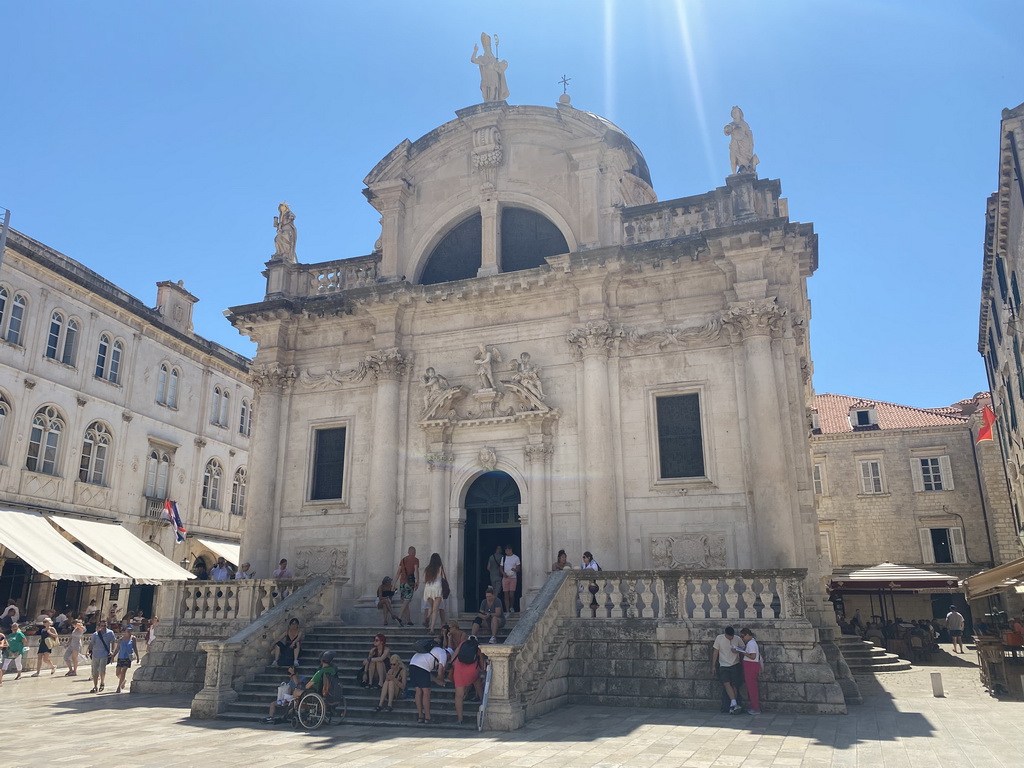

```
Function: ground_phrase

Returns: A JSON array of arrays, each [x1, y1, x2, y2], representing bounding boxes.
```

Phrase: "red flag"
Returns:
[[976, 405, 996, 443]]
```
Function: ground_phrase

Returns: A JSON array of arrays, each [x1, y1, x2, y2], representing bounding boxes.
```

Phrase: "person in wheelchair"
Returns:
[[292, 650, 345, 729]]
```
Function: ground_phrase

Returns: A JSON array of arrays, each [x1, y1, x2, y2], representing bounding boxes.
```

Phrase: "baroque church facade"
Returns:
[[229, 92, 828, 621]]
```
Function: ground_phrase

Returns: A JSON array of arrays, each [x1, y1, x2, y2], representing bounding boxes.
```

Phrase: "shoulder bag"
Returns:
[[441, 566, 451, 600]]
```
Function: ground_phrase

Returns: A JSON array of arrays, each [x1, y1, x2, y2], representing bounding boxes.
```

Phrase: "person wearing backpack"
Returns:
[[452, 635, 484, 725], [409, 638, 447, 724], [87, 620, 117, 693]]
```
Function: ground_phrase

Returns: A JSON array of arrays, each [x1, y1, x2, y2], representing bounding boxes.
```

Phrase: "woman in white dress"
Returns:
[[63, 619, 85, 676], [421, 553, 447, 633]]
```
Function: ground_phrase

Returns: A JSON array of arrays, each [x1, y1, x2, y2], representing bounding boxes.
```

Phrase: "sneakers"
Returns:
[[488, 636, 498, 644], [729, 704, 744, 714], [747, 709, 761, 715]]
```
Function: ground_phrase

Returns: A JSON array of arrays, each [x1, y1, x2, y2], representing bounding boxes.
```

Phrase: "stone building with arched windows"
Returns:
[[227, 95, 857, 716]]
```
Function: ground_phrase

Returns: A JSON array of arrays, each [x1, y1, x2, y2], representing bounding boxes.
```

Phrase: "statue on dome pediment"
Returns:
[[473, 344, 502, 390], [723, 106, 759, 176], [471, 33, 509, 103]]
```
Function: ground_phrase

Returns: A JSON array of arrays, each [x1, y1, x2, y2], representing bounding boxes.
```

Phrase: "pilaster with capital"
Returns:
[[364, 180, 410, 280], [364, 349, 408, 598], [524, 443, 554, 600], [427, 450, 454, 566], [567, 323, 621, 567], [242, 363, 297, 577], [723, 301, 799, 567]]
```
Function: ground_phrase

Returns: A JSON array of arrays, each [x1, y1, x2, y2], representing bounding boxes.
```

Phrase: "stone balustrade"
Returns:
[[264, 255, 383, 300], [173, 578, 306, 623]]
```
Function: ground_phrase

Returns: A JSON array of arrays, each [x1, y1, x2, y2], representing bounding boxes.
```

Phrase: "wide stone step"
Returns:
[[217, 710, 477, 730]]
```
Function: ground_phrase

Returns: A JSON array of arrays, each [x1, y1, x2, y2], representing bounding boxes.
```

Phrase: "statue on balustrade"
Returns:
[[273, 201, 297, 261], [723, 106, 759, 175]]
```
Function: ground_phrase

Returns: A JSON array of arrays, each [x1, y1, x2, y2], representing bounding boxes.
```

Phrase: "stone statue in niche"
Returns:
[[274, 201, 297, 261], [471, 33, 509, 103], [723, 106, 759, 175], [420, 367, 467, 421], [473, 344, 502, 390]]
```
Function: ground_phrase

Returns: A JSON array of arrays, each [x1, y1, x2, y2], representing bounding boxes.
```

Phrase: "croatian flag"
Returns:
[[162, 500, 188, 544]]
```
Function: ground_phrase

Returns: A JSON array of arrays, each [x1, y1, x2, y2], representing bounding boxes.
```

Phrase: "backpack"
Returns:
[[457, 637, 480, 665], [413, 637, 438, 654]]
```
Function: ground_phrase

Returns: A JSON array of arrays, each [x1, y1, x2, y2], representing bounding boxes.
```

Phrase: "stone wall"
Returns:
[[566, 621, 846, 715]]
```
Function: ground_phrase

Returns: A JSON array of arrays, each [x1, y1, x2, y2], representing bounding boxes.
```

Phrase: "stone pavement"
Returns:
[[2, 644, 1023, 767]]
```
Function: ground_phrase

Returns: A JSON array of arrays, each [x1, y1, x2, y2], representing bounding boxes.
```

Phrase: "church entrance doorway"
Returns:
[[463, 471, 521, 614]]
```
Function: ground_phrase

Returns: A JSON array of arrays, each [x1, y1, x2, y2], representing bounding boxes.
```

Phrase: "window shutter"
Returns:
[[860, 462, 871, 494], [939, 455, 954, 490], [919, 528, 935, 564], [950, 527, 966, 563], [910, 459, 924, 492]]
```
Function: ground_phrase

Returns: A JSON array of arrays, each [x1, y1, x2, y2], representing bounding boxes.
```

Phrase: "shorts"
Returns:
[[117, 658, 133, 669], [1, 655, 24, 672], [949, 629, 963, 637], [473, 614, 506, 629], [716, 664, 743, 685], [501, 576, 517, 592], [90, 657, 109, 676], [408, 664, 432, 689], [276, 693, 295, 706], [400, 583, 413, 601]]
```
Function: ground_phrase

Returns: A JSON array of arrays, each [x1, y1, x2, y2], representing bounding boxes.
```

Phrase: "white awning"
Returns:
[[195, 537, 241, 566], [48, 516, 195, 585], [0, 508, 129, 584], [963, 555, 1024, 600]]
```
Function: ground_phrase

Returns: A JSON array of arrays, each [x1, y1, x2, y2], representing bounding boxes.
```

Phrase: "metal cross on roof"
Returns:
[[559, 75, 571, 94]]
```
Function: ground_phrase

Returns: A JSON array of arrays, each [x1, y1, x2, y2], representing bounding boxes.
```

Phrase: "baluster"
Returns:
[[723, 577, 740, 619], [681, 576, 694, 619], [758, 577, 776, 620], [624, 578, 639, 618], [639, 576, 653, 618], [698, 578, 712, 619]]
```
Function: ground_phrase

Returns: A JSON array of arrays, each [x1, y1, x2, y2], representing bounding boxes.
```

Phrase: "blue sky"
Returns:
[[2, 1, 1018, 408]]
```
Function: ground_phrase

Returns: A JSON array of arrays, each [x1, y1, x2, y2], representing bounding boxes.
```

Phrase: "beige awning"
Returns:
[[0, 508, 129, 584], [830, 562, 961, 591], [195, 537, 241, 566], [963, 556, 1024, 600], [48, 515, 195, 585]]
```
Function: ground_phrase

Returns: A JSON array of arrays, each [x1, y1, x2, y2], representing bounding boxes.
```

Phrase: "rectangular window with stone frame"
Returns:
[[311, 426, 346, 500], [919, 527, 966, 564], [858, 458, 884, 494], [911, 456, 953, 492], [812, 461, 827, 495], [654, 393, 705, 480]]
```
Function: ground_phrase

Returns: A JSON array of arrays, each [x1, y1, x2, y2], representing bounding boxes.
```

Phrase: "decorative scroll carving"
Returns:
[[426, 451, 455, 471], [421, 367, 468, 421], [294, 545, 348, 579], [650, 534, 727, 569], [625, 317, 724, 350], [251, 363, 297, 395], [721, 299, 788, 340], [478, 446, 498, 471], [472, 126, 503, 169], [565, 321, 624, 356], [524, 444, 553, 464]]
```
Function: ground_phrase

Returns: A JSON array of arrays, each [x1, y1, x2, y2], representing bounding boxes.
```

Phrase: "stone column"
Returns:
[[724, 300, 798, 568], [567, 322, 623, 568], [427, 450, 454, 569], [364, 349, 407, 598], [524, 443, 553, 601], [240, 363, 295, 578], [478, 198, 500, 277]]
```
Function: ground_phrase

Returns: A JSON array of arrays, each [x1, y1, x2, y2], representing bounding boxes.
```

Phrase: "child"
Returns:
[[114, 625, 140, 693]]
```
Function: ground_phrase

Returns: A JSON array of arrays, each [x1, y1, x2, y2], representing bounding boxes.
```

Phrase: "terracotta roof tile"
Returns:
[[813, 393, 971, 434]]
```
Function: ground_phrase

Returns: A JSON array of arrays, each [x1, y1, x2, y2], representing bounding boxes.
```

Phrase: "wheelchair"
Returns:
[[290, 689, 347, 730]]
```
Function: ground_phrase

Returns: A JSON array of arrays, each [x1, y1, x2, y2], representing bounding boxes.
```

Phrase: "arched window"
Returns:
[[79, 421, 111, 485], [145, 449, 171, 499], [230, 467, 247, 516], [0, 392, 10, 459], [202, 459, 223, 510], [419, 213, 483, 285], [45, 312, 79, 365], [0, 287, 27, 345], [500, 207, 569, 272], [239, 399, 252, 436], [26, 405, 65, 475], [157, 364, 180, 407], [211, 385, 230, 427], [95, 336, 124, 383]]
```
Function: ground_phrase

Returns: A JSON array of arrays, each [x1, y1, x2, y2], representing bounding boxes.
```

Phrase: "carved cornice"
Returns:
[[251, 362, 297, 394], [721, 299, 788, 340], [524, 444, 554, 464], [566, 321, 624, 357]]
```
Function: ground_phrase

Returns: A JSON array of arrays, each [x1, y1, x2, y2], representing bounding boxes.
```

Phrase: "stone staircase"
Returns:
[[836, 635, 912, 673], [217, 614, 518, 728]]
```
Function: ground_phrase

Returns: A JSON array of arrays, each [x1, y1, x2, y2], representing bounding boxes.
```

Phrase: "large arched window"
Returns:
[[230, 467, 247, 516], [46, 311, 79, 366], [0, 287, 27, 345], [26, 405, 65, 475], [95, 334, 124, 384], [79, 421, 112, 485], [145, 449, 171, 499], [500, 207, 569, 272], [202, 459, 223, 510], [419, 213, 482, 285]]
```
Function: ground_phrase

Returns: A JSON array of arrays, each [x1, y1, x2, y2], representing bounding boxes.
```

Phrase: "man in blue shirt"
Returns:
[[88, 619, 117, 693]]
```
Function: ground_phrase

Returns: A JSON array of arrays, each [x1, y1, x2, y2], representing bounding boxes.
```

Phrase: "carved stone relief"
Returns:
[[251, 363, 297, 394], [721, 299, 788, 340], [650, 534, 727, 569], [478, 446, 497, 471], [294, 545, 348, 579]]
